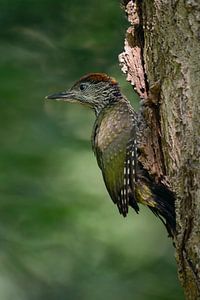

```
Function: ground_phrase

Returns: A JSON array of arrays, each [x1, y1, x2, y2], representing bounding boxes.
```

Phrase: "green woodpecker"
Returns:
[[46, 73, 176, 236]]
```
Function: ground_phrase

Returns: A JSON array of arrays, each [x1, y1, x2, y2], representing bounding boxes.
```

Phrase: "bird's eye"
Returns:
[[79, 83, 87, 91]]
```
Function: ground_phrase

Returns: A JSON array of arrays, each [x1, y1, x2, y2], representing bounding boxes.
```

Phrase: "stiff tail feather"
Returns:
[[149, 184, 176, 237]]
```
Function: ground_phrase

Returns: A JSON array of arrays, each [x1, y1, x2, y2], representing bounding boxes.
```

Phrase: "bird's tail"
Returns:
[[134, 168, 176, 237], [148, 183, 176, 237]]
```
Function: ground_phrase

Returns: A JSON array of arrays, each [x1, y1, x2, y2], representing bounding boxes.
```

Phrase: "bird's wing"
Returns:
[[94, 125, 139, 216]]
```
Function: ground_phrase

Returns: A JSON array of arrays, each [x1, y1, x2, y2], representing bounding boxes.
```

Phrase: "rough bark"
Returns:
[[119, 1, 200, 299]]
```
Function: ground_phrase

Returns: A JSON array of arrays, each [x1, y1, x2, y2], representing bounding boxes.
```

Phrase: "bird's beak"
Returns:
[[45, 90, 75, 102]]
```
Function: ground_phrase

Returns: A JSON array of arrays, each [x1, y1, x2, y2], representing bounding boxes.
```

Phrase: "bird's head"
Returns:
[[46, 73, 122, 115]]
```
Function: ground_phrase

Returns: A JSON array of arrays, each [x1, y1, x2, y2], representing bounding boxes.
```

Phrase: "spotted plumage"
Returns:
[[46, 73, 176, 236]]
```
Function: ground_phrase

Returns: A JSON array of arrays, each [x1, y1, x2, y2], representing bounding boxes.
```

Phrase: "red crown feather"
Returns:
[[78, 73, 117, 85]]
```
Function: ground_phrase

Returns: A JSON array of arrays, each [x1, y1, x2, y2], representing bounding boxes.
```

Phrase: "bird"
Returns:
[[46, 73, 176, 236]]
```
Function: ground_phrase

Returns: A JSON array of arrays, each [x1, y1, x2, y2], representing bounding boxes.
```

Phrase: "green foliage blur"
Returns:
[[0, 0, 183, 299]]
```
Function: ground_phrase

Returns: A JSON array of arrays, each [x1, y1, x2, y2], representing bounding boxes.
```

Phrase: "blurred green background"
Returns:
[[0, 0, 183, 299]]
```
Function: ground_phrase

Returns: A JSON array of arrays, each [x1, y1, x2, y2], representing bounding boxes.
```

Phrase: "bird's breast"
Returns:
[[95, 102, 133, 153]]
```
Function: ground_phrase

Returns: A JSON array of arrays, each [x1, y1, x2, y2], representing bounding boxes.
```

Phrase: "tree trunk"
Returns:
[[119, 1, 200, 299]]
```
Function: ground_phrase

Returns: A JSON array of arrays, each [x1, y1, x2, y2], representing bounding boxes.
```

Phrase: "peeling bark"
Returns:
[[119, 1, 200, 299]]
